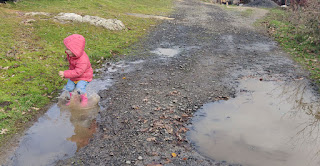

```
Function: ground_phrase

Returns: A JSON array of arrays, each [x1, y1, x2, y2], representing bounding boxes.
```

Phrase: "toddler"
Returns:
[[59, 34, 93, 107]]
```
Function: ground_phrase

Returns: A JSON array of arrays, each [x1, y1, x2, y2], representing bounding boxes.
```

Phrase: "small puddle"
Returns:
[[151, 47, 181, 57], [6, 60, 145, 166], [188, 78, 320, 166]]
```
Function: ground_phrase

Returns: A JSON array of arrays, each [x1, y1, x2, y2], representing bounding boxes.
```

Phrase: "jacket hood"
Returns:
[[63, 34, 86, 58]]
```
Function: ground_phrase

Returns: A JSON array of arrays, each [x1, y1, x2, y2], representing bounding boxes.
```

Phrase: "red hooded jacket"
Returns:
[[63, 34, 93, 82]]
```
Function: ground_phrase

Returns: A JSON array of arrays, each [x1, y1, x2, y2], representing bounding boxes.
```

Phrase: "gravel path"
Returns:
[[58, 0, 310, 165]]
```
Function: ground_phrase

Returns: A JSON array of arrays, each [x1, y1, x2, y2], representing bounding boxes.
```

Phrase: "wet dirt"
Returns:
[[20, 0, 319, 165], [188, 78, 320, 166]]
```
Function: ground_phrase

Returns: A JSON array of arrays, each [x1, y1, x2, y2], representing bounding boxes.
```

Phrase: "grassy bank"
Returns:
[[0, 0, 173, 144], [261, 8, 320, 83]]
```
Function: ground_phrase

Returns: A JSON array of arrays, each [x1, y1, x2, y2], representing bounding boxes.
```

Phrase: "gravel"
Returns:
[[56, 0, 310, 165], [244, 0, 279, 8]]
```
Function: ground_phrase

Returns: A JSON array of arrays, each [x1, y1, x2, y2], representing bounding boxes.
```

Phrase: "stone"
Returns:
[[54, 13, 125, 30]]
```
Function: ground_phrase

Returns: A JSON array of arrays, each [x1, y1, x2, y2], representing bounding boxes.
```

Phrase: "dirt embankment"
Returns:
[[58, 0, 309, 165]]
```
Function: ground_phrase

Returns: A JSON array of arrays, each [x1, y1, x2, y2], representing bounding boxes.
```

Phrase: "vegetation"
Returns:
[[262, 0, 320, 83], [0, 0, 173, 144]]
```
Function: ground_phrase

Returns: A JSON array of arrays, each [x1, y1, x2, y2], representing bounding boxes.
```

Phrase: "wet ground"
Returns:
[[56, 0, 319, 165], [3, 0, 320, 165]]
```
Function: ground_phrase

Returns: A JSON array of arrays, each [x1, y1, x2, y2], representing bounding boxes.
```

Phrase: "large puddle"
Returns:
[[188, 78, 320, 166]]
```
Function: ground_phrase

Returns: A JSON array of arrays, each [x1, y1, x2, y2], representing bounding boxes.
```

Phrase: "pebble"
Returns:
[[126, 161, 131, 164], [138, 156, 143, 160]]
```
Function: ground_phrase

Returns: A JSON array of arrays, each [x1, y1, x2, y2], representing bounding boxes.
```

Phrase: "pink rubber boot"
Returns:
[[66, 92, 72, 106], [80, 93, 88, 107]]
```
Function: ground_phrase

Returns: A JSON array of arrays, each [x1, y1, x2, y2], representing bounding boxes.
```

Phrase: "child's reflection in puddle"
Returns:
[[59, 93, 100, 151]]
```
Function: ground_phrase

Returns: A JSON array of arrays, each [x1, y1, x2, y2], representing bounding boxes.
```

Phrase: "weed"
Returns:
[[261, 7, 320, 85]]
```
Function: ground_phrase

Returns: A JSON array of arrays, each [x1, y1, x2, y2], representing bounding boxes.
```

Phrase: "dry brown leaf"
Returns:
[[164, 124, 173, 134], [146, 137, 156, 142], [0, 128, 8, 135], [178, 127, 189, 133], [140, 128, 149, 132]]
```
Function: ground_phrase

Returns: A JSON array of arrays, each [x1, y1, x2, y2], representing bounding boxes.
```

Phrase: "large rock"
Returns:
[[54, 13, 83, 22], [54, 13, 125, 31]]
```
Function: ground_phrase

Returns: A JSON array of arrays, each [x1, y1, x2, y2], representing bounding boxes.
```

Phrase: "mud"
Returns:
[[54, 0, 318, 165]]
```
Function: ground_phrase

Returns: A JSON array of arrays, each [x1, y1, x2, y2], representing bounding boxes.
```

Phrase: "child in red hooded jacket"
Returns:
[[59, 34, 93, 107]]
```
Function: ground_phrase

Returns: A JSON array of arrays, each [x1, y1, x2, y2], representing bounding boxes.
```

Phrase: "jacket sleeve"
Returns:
[[64, 62, 88, 79]]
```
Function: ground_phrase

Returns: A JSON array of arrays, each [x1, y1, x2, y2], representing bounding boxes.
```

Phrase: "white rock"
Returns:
[[126, 161, 131, 164], [54, 13, 83, 22], [83, 15, 125, 30], [55, 13, 125, 30], [138, 156, 143, 160]]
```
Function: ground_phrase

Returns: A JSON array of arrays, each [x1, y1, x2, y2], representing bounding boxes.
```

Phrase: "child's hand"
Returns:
[[59, 71, 65, 78]]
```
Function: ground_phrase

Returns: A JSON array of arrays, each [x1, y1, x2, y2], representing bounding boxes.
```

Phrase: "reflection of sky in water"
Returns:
[[10, 105, 76, 166], [188, 79, 320, 166], [151, 47, 181, 57]]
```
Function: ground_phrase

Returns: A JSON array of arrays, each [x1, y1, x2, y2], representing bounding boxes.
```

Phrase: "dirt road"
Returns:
[[58, 0, 310, 165]]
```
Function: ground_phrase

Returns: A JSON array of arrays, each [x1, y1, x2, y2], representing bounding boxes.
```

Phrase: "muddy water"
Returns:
[[188, 78, 320, 166], [9, 104, 99, 166], [151, 47, 181, 57], [5, 60, 146, 166]]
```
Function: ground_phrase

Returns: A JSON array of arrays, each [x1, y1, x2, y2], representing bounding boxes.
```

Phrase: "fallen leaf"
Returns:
[[0, 128, 8, 135], [31, 107, 40, 111], [122, 77, 126, 79], [183, 157, 188, 160], [171, 153, 177, 158], [147, 137, 156, 142], [164, 124, 173, 134], [140, 128, 149, 132], [178, 127, 189, 133], [181, 113, 190, 118], [146, 163, 162, 166]]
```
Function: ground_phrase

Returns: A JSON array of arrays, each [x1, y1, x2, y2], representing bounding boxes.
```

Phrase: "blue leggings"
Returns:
[[64, 80, 89, 94]]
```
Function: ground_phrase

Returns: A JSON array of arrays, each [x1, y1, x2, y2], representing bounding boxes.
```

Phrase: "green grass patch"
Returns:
[[261, 8, 320, 84], [241, 9, 253, 17], [0, 0, 173, 145]]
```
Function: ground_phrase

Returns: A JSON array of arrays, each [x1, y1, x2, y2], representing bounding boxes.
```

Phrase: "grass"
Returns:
[[261, 8, 320, 84], [0, 0, 173, 144], [240, 8, 253, 17]]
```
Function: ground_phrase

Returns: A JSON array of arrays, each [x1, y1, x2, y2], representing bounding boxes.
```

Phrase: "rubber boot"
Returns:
[[66, 92, 72, 106], [80, 93, 88, 107]]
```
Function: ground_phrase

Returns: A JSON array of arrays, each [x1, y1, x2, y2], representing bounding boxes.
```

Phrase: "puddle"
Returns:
[[188, 78, 320, 166], [151, 47, 181, 57], [9, 104, 99, 166], [6, 60, 145, 166]]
